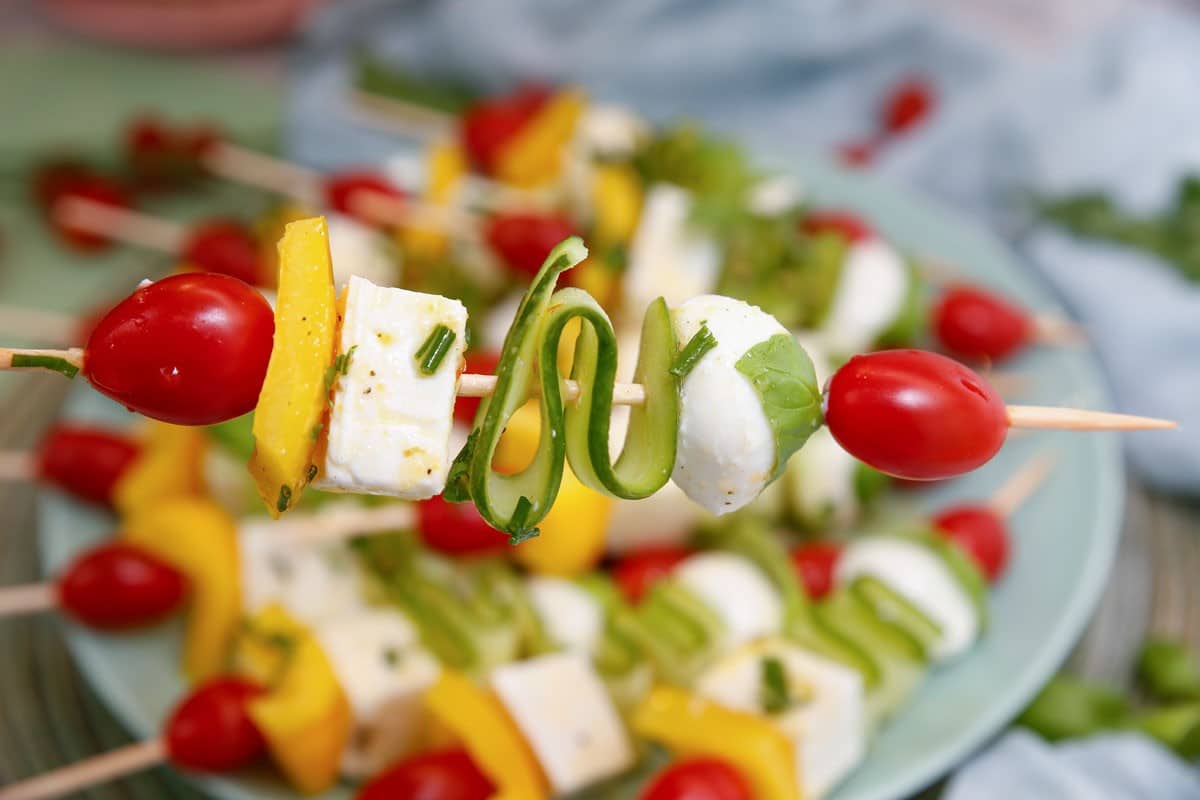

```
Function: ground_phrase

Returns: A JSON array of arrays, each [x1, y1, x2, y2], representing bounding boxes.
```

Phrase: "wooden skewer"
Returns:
[[0, 738, 166, 800], [268, 501, 416, 543], [0, 349, 1177, 431], [54, 197, 185, 254], [348, 88, 457, 140], [987, 452, 1057, 518], [1032, 315, 1088, 348], [0, 582, 57, 619]]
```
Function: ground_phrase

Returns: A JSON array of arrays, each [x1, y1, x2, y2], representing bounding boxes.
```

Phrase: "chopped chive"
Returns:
[[415, 324, 456, 375], [10, 354, 80, 379], [760, 656, 792, 714], [276, 485, 292, 514], [306, 464, 318, 483], [670, 323, 717, 378], [309, 422, 324, 443], [323, 345, 357, 392], [506, 495, 540, 545]]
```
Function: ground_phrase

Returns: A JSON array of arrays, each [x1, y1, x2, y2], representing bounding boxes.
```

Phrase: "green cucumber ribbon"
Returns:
[[447, 237, 680, 540]]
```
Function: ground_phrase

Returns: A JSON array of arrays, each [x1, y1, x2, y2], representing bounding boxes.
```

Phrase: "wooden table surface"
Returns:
[[1, 373, 1197, 799]]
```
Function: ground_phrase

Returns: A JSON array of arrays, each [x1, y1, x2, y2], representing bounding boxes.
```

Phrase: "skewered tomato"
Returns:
[[356, 748, 495, 800], [800, 210, 873, 243], [485, 212, 579, 277], [165, 677, 267, 772], [416, 495, 508, 555], [882, 76, 936, 136], [824, 349, 1007, 480], [57, 542, 188, 629], [454, 350, 501, 423], [33, 158, 94, 211], [125, 115, 218, 187], [641, 758, 754, 800], [323, 170, 405, 219], [932, 284, 1033, 363], [181, 219, 266, 286], [933, 505, 1010, 582], [612, 546, 692, 604], [84, 273, 274, 425], [35, 425, 140, 506], [789, 541, 842, 600], [460, 85, 551, 174], [53, 175, 131, 251]]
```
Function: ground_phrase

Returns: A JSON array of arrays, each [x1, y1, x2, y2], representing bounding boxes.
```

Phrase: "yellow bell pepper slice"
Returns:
[[233, 604, 353, 796], [111, 421, 206, 517], [425, 670, 548, 799], [400, 139, 469, 264], [249, 216, 337, 517], [494, 89, 586, 188], [632, 685, 802, 800], [492, 402, 612, 576], [121, 498, 240, 682], [591, 164, 643, 246]]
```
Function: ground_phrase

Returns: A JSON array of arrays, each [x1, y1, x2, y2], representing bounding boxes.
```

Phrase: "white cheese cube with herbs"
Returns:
[[697, 639, 867, 800], [490, 652, 635, 794], [313, 277, 467, 499]]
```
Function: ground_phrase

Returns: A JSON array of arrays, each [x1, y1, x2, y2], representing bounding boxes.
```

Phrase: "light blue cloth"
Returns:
[[287, 1, 1200, 493], [945, 730, 1200, 800]]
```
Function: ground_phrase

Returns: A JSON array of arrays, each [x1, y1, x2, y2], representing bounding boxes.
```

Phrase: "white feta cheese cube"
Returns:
[[526, 576, 605, 656], [490, 652, 634, 795], [314, 276, 467, 499], [697, 639, 867, 799]]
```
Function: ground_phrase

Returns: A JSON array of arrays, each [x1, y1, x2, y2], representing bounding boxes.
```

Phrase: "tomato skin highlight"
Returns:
[[416, 495, 509, 556], [36, 425, 141, 506], [323, 170, 405, 220], [800, 209, 873, 243], [57, 542, 188, 630], [485, 212, 579, 278], [460, 85, 550, 174], [165, 677, 267, 772], [933, 284, 1033, 363], [612, 546, 693, 604], [355, 748, 495, 800], [83, 273, 275, 426], [824, 350, 1008, 481], [181, 219, 266, 287], [790, 541, 843, 600], [933, 504, 1010, 582], [641, 758, 754, 800]]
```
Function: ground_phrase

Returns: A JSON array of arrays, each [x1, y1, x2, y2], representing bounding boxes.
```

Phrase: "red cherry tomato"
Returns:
[[125, 115, 176, 185], [641, 758, 754, 800], [84, 273, 274, 426], [460, 85, 551, 174], [485, 213, 579, 278], [181, 219, 266, 287], [181, 123, 221, 161], [53, 176, 132, 252], [417, 495, 509, 555], [800, 209, 873, 243], [454, 350, 502, 424], [824, 349, 1008, 481], [32, 158, 95, 212], [790, 541, 842, 600], [324, 170, 405, 221], [57, 542, 188, 630], [837, 140, 877, 168], [882, 76, 936, 136], [932, 284, 1033, 363], [36, 424, 141, 506], [933, 504, 1010, 582], [612, 546, 693, 604], [356, 748, 495, 800], [165, 677, 267, 772]]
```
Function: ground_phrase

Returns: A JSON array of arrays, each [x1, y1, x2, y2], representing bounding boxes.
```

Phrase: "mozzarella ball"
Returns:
[[670, 295, 789, 514], [527, 576, 605, 656], [327, 213, 400, 289], [675, 552, 783, 649], [819, 239, 909, 355]]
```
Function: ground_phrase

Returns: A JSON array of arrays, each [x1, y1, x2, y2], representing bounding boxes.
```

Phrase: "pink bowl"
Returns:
[[41, 0, 318, 51]]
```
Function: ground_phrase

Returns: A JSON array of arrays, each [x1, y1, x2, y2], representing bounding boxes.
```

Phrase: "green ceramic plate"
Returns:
[[39, 160, 1123, 800]]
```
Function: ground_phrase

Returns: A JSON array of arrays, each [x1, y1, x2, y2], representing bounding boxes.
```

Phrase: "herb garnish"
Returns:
[[761, 656, 792, 713], [10, 353, 80, 379], [506, 495, 540, 545], [323, 345, 357, 392], [309, 423, 323, 442], [415, 324, 456, 375], [276, 485, 292, 514], [670, 323, 717, 378]]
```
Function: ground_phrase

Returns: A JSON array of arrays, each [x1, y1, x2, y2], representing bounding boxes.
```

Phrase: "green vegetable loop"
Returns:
[[451, 237, 681, 538]]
